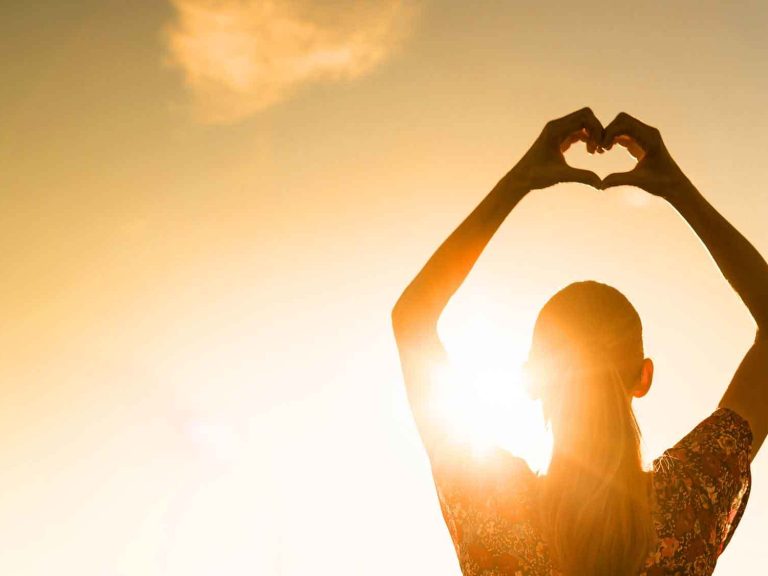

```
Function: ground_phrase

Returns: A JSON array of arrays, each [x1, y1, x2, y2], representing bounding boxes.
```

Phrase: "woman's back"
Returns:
[[392, 109, 768, 576], [429, 407, 752, 575]]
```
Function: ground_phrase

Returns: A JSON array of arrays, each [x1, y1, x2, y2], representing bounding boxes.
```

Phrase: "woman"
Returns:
[[391, 108, 768, 575]]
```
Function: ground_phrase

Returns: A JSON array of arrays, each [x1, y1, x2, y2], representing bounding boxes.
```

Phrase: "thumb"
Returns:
[[558, 166, 602, 189], [600, 170, 639, 190]]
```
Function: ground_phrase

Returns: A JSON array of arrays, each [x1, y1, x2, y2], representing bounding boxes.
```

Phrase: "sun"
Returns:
[[432, 293, 553, 473]]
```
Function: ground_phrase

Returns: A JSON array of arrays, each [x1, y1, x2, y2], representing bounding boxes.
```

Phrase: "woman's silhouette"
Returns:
[[392, 108, 768, 575]]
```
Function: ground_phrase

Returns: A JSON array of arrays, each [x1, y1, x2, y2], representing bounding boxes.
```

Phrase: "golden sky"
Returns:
[[1, 1, 767, 574]]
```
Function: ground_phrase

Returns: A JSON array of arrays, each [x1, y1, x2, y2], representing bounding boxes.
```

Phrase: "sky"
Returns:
[[1, 1, 767, 574]]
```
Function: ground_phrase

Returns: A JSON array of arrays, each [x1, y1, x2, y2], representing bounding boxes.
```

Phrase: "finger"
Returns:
[[602, 113, 636, 149], [556, 166, 602, 189], [585, 135, 601, 154], [600, 170, 640, 190], [559, 131, 581, 153], [601, 112, 656, 152], [613, 135, 646, 161], [553, 107, 604, 150], [571, 129, 598, 154], [576, 130, 600, 154], [559, 129, 588, 153]]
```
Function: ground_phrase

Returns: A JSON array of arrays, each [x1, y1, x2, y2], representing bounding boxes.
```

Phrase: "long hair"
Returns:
[[526, 281, 656, 576]]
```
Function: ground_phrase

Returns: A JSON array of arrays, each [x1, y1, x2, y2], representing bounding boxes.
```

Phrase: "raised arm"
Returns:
[[391, 107, 604, 456], [600, 112, 768, 460]]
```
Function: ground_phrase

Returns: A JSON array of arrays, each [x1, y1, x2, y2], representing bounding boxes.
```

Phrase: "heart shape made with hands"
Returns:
[[522, 109, 683, 196], [564, 139, 639, 181]]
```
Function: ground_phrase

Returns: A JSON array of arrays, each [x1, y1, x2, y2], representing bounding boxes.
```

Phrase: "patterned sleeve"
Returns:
[[428, 441, 533, 549], [660, 407, 753, 556]]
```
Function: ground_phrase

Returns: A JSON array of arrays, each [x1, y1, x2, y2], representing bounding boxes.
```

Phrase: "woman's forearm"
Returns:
[[391, 108, 604, 333], [392, 171, 529, 330], [669, 183, 768, 333]]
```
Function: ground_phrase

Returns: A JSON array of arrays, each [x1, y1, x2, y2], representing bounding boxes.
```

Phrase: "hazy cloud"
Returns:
[[165, 0, 418, 124]]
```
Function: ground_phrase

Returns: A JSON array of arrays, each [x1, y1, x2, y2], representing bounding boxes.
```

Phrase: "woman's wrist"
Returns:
[[666, 178, 702, 211], [503, 165, 535, 197]]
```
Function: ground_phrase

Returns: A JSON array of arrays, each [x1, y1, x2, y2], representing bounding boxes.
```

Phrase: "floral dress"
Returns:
[[430, 407, 753, 575]]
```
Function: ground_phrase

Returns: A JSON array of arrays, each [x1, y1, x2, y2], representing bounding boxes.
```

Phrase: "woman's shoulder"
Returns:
[[649, 407, 753, 563], [653, 407, 753, 473]]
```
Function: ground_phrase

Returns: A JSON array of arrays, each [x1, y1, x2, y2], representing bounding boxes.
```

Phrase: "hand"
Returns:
[[510, 107, 604, 191], [599, 112, 692, 200]]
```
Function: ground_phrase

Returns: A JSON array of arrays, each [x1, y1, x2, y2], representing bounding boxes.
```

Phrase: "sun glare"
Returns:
[[433, 294, 553, 473]]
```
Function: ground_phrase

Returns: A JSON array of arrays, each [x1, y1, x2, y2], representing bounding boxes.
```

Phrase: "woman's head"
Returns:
[[526, 281, 656, 576], [526, 280, 653, 424]]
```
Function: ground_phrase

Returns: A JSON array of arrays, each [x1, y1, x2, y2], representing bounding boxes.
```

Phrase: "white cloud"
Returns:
[[165, 0, 418, 124]]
